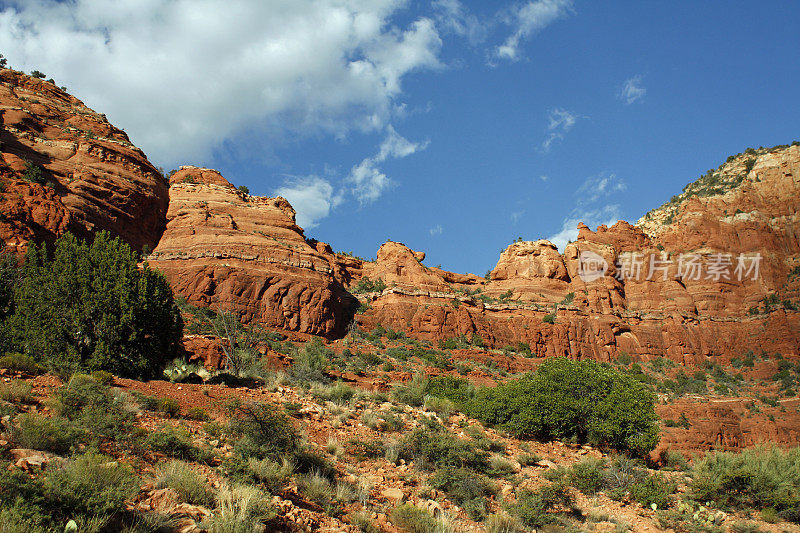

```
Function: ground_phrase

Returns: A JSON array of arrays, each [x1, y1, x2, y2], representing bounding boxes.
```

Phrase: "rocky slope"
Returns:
[[148, 167, 357, 338], [0, 68, 168, 251]]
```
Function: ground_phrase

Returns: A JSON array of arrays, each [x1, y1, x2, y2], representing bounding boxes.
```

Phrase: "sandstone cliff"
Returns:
[[0, 68, 168, 251], [349, 145, 800, 363], [148, 167, 357, 338]]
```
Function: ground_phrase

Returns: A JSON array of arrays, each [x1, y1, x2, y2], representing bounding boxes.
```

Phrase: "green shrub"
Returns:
[[511, 482, 574, 528], [53, 374, 133, 440], [143, 426, 214, 464], [391, 373, 428, 407], [423, 395, 455, 419], [661, 449, 689, 471], [517, 453, 541, 466], [347, 438, 385, 460], [690, 446, 800, 520], [542, 313, 556, 324], [0, 380, 33, 404], [423, 375, 475, 407], [209, 484, 275, 532], [296, 470, 340, 515], [431, 466, 494, 520], [629, 472, 676, 509], [289, 340, 331, 384], [7, 232, 182, 379], [401, 422, 489, 472], [89, 370, 114, 385], [186, 406, 211, 421], [562, 457, 607, 494], [389, 503, 441, 533], [14, 413, 84, 454], [245, 457, 294, 493], [467, 358, 659, 456], [227, 401, 300, 461], [225, 347, 264, 378], [0, 452, 139, 530], [157, 397, 181, 417], [155, 461, 213, 507], [44, 452, 140, 522], [20, 161, 45, 185], [0, 353, 42, 375], [313, 381, 355, 404], [349, 277, 387, 294], [350, 510, 380, 533], [466, 427, 506, 453], [731, 522, 765, 533]]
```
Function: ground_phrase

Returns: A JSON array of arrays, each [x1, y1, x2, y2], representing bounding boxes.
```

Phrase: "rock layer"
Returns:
[[148, 167, 357, 338], [0, 68, 168, 251]]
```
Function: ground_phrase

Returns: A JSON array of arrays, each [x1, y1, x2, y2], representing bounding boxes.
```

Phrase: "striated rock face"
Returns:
[[654, 397, 800, 461], [148, 167, 357, 338], [0, 69, 168, 251], [349, 145, 800, 362]]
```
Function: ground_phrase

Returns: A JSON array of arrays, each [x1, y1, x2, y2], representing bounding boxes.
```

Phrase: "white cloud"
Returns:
[[548, 204, 622, 251], [429, 224, 443, 236], [346, 126, 428, 204], [539, 175, 549, 181], [347, 159, 393, 205], [433, 0, 487, 44], [548, 171, 626, 251], [620, 75, 646, 104], [577, 172, 626, 203], [274, 176, 342, 228], [274, 125, 426, 227], [0, 0, 442, 165], [510, 210, 525, 223], [495, 0, 572, 62], [540, 108, 579, 152]]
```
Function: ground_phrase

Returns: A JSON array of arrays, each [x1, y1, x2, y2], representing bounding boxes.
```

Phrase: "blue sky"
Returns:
[[1, 1, 798, 275]]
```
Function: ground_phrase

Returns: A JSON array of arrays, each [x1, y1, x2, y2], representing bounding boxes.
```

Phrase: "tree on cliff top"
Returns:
[[7, 231, 182, 379]]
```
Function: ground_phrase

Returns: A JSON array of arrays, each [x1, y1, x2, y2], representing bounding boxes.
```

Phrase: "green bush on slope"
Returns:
[[5, 231, 183, 379], [466, 357, 660, 456]]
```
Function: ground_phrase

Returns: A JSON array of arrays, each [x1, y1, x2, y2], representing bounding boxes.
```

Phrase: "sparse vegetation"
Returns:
[[349, 277, 387, 294], [690, 446, 800, 522], [20, 161, 46, 185]]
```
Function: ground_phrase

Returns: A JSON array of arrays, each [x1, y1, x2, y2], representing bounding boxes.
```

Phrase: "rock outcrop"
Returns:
[[0, 69, 168, 251], [349, 145, 800, 363], [148, 167, 357, 338]]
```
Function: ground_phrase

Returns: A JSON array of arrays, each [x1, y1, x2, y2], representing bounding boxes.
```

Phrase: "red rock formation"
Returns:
[[654, 397, 800, 461], [181, 335, 225, 370], [0, 69, 168, 251], [148, 167, 357, 338], [349, 146, 800, 363]]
